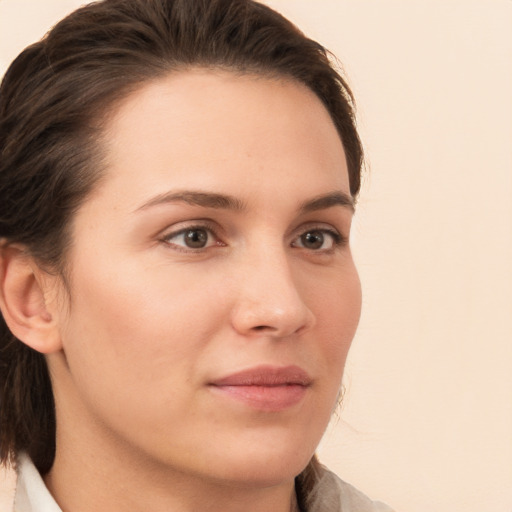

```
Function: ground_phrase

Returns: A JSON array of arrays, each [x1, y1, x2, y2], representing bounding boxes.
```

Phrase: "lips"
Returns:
[[209, 365, 311, 411]]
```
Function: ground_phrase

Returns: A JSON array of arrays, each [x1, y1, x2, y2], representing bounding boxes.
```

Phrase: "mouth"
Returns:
[[208, 365, 311, 412]]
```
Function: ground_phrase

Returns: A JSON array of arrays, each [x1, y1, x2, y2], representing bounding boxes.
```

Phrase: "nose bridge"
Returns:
[[231, 240, 314, 337]]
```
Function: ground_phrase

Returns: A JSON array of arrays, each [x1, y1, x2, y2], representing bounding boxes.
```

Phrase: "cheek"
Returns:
[[55, 262, 230, 451], [58, 250, 240, 402], [309, 263, 362, 377], [311, 259, 362, 328]]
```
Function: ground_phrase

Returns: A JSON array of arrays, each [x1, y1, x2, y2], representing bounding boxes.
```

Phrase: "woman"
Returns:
[[0, 0, 394, 510]]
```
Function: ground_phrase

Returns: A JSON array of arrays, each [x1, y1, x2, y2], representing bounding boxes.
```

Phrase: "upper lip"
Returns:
[[210, 365, 312, 387]]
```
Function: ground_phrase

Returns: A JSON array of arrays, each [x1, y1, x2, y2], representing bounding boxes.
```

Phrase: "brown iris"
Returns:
[[300, 231, 324, 249], [184, 229, 209, 248]]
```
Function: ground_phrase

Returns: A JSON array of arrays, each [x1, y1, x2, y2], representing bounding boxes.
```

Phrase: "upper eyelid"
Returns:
[[160, 220, 220, 238], [291, 221, 345, 238]]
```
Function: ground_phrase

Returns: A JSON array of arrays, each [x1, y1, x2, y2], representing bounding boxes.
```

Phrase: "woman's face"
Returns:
[[49, 70, 361, 486]]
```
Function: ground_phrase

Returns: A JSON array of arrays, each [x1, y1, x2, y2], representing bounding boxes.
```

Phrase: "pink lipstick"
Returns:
[[209, 365, 311, 412]]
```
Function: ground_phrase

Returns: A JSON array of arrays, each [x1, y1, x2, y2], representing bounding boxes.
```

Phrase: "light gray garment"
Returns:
[[306, 465, 394, 512], [3, 454, 394, 512]]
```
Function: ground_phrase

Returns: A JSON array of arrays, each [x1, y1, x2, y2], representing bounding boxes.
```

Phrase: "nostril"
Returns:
[[253, 325, 270, 331]]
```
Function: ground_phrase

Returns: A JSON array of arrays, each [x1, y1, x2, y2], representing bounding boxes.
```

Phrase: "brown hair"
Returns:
[[0, 0, 363, 481]]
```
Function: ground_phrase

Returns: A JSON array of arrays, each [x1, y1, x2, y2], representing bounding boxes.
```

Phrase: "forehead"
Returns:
[[95, 69, 349, 210]]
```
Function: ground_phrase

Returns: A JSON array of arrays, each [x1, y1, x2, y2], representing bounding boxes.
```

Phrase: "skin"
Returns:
[[25, 70, 361, 511]]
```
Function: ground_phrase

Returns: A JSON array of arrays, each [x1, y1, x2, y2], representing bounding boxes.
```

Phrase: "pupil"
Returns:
[[302, 231, 324, 249], [185, 229, 208, 248]]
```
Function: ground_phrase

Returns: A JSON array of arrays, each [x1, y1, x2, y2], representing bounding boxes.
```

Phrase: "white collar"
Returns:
[[14, 454, 61, 512]]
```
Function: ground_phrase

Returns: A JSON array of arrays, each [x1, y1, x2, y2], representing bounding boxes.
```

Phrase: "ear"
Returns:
[[0, 244, 63, 354]]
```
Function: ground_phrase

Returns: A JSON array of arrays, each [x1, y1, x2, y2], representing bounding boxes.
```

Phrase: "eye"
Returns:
[[292, 229, 342, 251], [162, 225, 220, 251]]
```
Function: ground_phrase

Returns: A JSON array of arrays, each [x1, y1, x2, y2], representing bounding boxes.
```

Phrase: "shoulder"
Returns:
[[306, 464, 395, 512]]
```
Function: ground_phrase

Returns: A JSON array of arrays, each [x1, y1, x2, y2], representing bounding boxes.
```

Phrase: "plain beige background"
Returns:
[[1, 1, 511, 511]]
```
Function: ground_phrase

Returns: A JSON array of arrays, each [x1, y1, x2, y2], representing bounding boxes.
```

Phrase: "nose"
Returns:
[[230, 248, 316, 338]]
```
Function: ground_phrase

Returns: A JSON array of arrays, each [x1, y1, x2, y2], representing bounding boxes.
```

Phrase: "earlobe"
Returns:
[[0, 245, 63, 354]]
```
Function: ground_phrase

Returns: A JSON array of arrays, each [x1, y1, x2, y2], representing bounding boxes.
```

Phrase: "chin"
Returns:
[[201, 438, 316, 488]]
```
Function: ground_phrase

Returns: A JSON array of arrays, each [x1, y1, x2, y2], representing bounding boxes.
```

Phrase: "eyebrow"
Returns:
[[298, 191, 355, 214], [135, 189, 354, 213], [135, 191, 246, 212]]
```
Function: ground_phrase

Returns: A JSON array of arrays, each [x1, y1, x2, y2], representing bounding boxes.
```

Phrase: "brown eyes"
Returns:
[[291, 229, 343, 251], [182, 228, 210, 249], [163, 226, 343, 252], [298, 231, 327, 250], [164, 227, 217, 250]]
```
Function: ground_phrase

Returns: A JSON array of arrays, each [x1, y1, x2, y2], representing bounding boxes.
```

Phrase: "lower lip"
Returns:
[[209, 384, 308, 412]]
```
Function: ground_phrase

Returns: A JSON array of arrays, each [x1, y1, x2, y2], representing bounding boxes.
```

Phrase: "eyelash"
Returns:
[[160, 223, 347, 253]]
